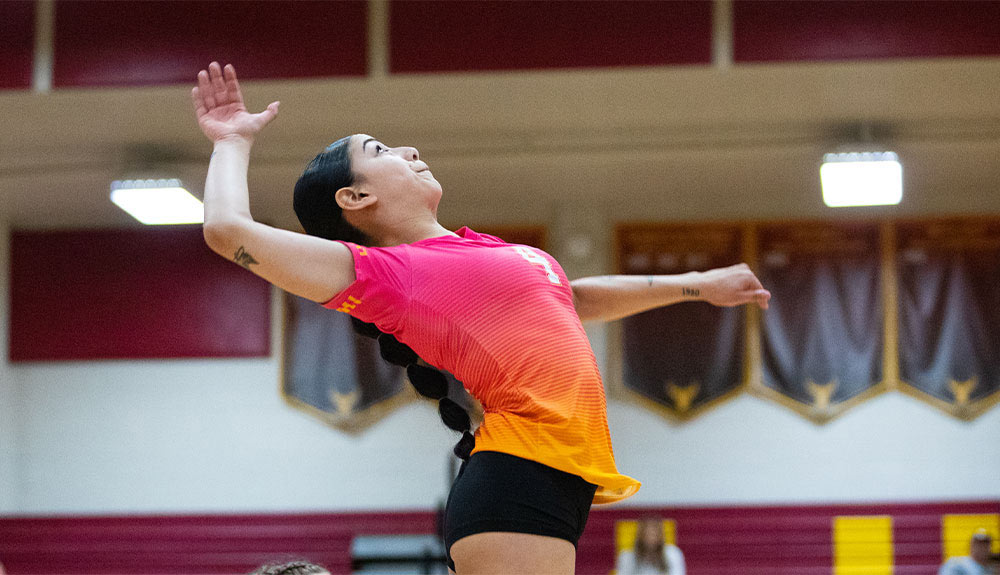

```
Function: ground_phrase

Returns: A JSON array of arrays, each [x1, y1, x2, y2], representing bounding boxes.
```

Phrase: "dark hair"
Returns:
[[292, 136, 370, 244], [294, 138, 475, 460], [249, 560, 328, 575]]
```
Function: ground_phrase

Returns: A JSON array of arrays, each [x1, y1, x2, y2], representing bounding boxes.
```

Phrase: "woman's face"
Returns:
[[348, 133, 442, 211], [638, 520, 663, 547]]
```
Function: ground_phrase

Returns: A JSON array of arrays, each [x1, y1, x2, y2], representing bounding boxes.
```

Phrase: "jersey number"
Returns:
[[513, 246, 561, 285]]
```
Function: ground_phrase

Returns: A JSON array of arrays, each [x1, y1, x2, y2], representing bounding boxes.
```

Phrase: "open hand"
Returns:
[[699, 263, 771, 309], [191, 62, 279, 144]]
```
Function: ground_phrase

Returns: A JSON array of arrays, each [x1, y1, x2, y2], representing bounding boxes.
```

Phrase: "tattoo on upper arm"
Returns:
[[683, 287, 700, 297], [646, 276, 654, 287], [233, 246, 259, 269]]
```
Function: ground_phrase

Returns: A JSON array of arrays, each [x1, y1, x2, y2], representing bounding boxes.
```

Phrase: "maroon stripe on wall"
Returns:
[[53, 1, 367, 88], [1, 501, 995, 574], [734, 1, 1000, 63], [389, 1, 712, 74], [0, 1, 35, 90], [9, 227, 270, 361]]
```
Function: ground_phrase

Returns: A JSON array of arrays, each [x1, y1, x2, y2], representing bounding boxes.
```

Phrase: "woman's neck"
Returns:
[[374, 218, 456, 247]]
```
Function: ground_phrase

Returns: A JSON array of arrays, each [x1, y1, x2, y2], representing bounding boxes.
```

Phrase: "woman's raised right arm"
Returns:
[[194, 62, 355, 303]]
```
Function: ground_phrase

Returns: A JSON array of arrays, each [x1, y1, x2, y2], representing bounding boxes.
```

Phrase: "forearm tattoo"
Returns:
[[683, 287, 700, 297], [233, 246, 259, 269]]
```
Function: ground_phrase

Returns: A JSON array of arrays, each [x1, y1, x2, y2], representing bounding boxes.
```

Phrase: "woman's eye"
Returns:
[[376, 145, 386, 154]]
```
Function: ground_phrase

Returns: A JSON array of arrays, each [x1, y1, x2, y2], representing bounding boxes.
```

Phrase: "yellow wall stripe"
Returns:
[[833, 515, 894, 575]]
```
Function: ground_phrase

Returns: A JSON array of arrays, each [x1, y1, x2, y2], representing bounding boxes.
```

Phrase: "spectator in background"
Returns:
[[939, 529, 994, 575], [615, 516, 686, 574], [250, 560, 329, 575]]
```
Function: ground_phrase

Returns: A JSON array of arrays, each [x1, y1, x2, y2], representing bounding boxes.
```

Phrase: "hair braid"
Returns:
[[353, 319, 475, 460]]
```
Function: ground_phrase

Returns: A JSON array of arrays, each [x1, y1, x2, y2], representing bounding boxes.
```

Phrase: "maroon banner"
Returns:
[[896, 218, 1000, 420], [9, 227, 271, 361], [615, 223, 746, 420], [754, 222, 884, 422]]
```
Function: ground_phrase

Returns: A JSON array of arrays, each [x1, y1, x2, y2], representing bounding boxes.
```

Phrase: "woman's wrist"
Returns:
[[682, 271, 706, 301], [212, 135, 254, 153]]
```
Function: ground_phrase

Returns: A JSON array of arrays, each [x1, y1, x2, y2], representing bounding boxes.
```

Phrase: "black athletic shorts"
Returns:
[[443, 451, 598, 572]]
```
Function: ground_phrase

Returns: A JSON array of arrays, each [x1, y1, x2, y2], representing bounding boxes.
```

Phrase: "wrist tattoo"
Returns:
[[683, 287, 700, 297], [234, 246, 259, 269]]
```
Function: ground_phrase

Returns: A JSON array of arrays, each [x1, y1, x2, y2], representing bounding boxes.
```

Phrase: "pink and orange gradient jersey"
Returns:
[[324, 227, 640, 504]]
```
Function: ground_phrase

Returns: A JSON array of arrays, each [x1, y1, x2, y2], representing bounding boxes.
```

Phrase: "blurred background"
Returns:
[[1, 1, 998, 574]]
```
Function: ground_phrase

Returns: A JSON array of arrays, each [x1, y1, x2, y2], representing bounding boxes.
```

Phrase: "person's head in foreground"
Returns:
[[250, 560, 329, 575], [633, 515, 668, 572], [293, 134, 443, 248], [970, 529, 993, 565]]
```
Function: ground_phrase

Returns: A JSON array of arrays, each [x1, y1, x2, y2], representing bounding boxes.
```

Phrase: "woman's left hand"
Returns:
[[698, 263, 771, 309]]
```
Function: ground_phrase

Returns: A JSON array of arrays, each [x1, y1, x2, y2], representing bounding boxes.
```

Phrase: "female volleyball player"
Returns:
[[193, 62, 769, 575]]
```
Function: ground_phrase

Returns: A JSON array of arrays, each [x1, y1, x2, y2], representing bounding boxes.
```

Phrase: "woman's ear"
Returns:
[[335, 186, 377, 211]]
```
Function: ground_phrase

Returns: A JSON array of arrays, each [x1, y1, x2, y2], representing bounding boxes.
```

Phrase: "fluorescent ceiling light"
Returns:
[[820, 152, 902, 207], [110, 179, 204, 225]]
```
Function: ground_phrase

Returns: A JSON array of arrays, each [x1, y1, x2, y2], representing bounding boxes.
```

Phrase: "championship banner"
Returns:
[[615, 223, 747, 420], [753, 222, 885, 422], [895, 218, 1000, 420], [282, 294, 408, 432]]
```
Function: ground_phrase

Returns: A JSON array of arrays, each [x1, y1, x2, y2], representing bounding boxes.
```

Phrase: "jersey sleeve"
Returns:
[[322, 242, 411, 333]]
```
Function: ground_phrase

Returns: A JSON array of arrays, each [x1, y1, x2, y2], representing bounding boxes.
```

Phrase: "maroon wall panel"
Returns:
[[0, 1, 35, 90], [53, 1, 367, 88], [0, 511, 435, 574], [1, 501, 995, 574], [578, 500, 1000, 575], [9, 227, 270, 361], [389, 1, 712, 73], [734, 1, 1000, 63]]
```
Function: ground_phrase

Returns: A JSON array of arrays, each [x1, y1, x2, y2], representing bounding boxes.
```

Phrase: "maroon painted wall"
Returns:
[[53, 1, 367, 88], [8, 227, 270, 361], [0, 1, 35, 90], [1, 501, 996, 574], [734, 1, 1000, 63], [389, 0, 713, 73]]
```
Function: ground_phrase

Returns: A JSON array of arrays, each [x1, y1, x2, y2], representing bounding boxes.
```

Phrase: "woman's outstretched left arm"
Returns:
[[570, 263, 770, 323]]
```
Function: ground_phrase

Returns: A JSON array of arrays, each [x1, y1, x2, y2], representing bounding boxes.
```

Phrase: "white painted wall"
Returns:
[[3, 208, 999, 515], [0, 220, 18, 513]]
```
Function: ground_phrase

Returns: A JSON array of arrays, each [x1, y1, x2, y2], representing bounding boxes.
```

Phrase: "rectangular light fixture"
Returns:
[[820, 151, 902, 207], [110, 179, 204, 225]]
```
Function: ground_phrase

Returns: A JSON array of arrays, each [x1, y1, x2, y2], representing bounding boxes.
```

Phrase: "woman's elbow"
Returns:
[[203, 219, 244, 257]]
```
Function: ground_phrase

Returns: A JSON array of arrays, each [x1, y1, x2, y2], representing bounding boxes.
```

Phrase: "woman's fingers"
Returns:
[[209, 61, 229, 106], [191, 87, 207, 117], [752, 289, 771, 309], [197, 70, 215, 109], [253, 101, 280, 128], [223, 64, 243, 105]]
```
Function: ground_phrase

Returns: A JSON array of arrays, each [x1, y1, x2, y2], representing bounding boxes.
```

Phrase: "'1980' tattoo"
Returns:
[[683, 287, 700, 297], [234, 246, 259, 269]]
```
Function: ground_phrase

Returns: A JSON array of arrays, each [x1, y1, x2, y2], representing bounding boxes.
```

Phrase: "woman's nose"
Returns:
[[396, 146, 419, 162]]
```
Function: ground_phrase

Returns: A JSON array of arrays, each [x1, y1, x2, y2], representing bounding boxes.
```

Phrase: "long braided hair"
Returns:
[[293, 136, 475, 459]]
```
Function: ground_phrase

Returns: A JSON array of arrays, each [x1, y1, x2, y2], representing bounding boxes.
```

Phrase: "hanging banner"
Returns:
[[615, 223, 746, 420], [753, 222, 885, 422], [896, 218, 1000, 420], [282, 294, 409, 432]]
